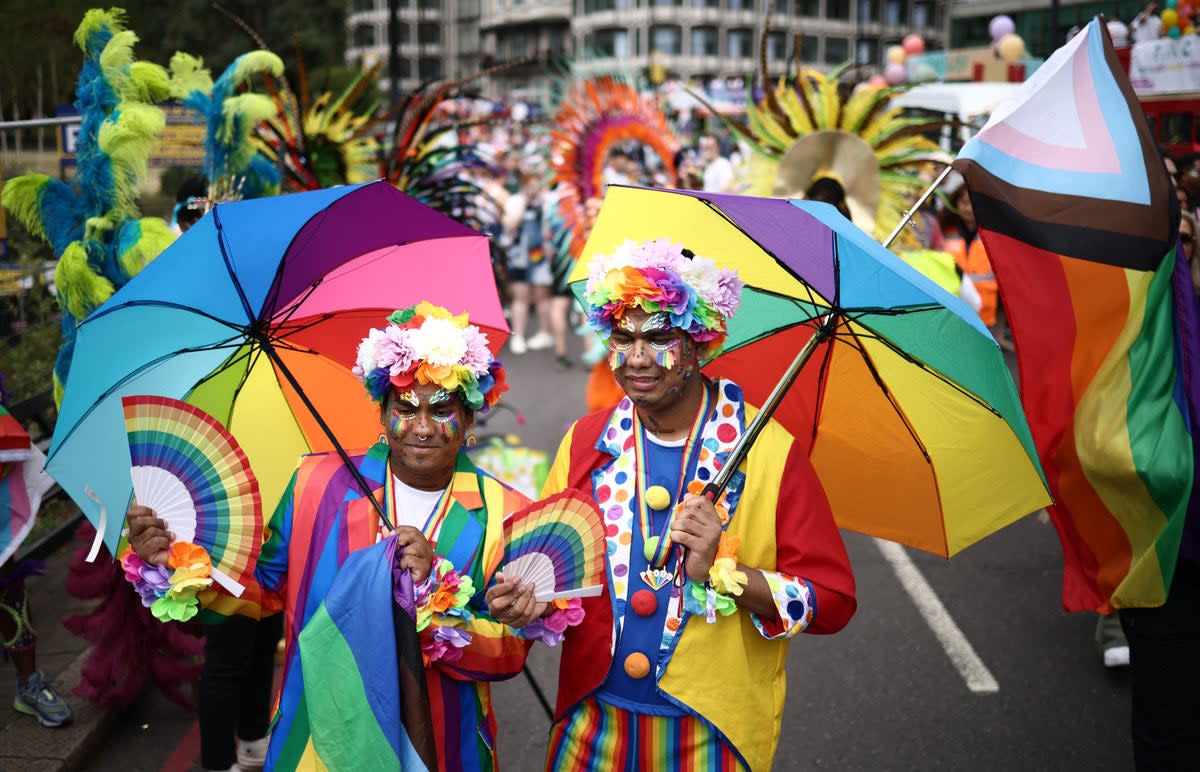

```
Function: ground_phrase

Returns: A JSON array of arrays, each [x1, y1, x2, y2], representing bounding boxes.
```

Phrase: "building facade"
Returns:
[[348, 0, 949, 103], [346, 0, 485, 94]]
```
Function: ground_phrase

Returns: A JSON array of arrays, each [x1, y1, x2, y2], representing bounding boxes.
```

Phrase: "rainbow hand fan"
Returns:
[[501, 489, 607, 603], [122, 395, 263, 597]]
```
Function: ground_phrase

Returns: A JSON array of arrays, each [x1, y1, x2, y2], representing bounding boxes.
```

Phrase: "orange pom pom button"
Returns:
[[624, 652, 651, 680], [631, 589, 658, 617]]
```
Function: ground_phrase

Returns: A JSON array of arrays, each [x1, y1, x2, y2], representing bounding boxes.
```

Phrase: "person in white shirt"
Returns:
[[699, 134, 735, 193], [1131, 3, 1163, 43]]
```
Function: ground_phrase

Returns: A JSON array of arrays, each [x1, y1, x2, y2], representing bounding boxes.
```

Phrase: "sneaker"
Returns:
[[1103, 645, 1130, 668], [555, 355, 575, 370], [509, 335, 528, 354], [526, 331, 553, 351], [13, 671, 74, 727], [237, 734, 271, 768]]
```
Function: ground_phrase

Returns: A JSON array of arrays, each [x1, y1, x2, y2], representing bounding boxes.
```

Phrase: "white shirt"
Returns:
[[1131, 14, 1162, 44], [392, 475, 447, 531]]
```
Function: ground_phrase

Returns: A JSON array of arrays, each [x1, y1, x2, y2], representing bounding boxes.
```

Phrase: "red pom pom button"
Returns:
[[630, 589, 658, 617]]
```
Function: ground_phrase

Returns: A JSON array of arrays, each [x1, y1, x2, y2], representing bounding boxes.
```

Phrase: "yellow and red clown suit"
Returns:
[[541, 244, 857, 770]]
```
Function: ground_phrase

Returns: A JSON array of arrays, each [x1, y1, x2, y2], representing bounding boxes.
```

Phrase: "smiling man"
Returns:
[[127, 302, 540, 772], [540, 239, 857, 770]]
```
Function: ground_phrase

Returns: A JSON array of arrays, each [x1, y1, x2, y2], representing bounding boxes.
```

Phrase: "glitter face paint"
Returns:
[[650, 340, 679, 370], [639, 313, 669, 332], [608, 343, 631, 371], [434, 412, 462, 441], [618, 316, 638, 332], [430, 388, 454, 406], [388, 405, 416, 439]]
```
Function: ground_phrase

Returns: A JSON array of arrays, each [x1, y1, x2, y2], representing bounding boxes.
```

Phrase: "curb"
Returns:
[[0, 648, 114, 772]]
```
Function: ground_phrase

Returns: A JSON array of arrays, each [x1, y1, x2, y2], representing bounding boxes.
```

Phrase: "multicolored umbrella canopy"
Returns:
[[570, 185, 1051, 557], [48, 180, 507, 553]]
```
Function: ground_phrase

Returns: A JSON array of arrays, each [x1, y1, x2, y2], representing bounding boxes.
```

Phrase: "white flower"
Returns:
[[410, 317, 468, 367], [353, 327, 389, 376], [678, 254, 722, 303]]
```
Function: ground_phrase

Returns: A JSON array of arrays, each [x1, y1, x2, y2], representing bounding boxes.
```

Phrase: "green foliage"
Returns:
[[1, 216, 61, 404]]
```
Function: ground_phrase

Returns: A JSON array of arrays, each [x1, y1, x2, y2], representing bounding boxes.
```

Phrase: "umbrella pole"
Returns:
[[260, 342, 394, 529], [703, 312, 838, 501], [881, 165, 954, 249]]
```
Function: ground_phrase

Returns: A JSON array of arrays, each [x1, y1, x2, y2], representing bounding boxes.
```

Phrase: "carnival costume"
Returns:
[[542, 242, 856, 770], [1, 8, 207, 711], [191, 305, 532, 771], [714, 27, 944, 246]]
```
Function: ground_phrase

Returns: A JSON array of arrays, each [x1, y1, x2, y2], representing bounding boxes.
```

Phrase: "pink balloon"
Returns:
[[1183, 4, 1195, 17], [867, 74, 888, 88], [902, 34, 926, 55], [884, 62, 907, 85], [989, 15, 1016, 41]]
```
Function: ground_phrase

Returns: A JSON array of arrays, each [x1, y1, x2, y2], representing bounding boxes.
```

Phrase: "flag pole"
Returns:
[[881, 164, 955, 248]]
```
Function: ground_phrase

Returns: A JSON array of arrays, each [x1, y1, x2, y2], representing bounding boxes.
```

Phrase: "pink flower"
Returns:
[[459, 325, 493, 375]]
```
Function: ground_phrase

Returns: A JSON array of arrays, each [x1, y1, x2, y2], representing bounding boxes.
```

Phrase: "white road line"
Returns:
[[874, 538, 1000, 694]]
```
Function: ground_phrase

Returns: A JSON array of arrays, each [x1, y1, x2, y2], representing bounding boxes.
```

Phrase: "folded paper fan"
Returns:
[[501, 489, 606, 603], [122, 395, 262, 597]]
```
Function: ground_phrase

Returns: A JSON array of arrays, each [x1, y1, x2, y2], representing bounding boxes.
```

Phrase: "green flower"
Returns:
[[388, 307, 417, 325], [151, 593, 200, 622]]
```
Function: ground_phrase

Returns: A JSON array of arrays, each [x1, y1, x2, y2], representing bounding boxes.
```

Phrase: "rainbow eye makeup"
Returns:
[[608, 340, 633, 371], [388, 406, 415, 438], [649, 339, 679, 369]]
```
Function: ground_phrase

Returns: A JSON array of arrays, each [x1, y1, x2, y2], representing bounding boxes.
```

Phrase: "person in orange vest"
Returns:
[[939, 176, 1014, 350]]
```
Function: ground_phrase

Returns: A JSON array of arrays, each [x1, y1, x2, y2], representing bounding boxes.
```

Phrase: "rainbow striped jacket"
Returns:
[[240, 443, 530, 771]]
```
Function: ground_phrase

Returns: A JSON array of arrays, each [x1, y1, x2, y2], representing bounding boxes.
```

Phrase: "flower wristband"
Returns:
[[518, 597, 586, 646]]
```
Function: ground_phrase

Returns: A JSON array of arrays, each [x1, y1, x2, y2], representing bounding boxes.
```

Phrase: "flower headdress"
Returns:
[[353, 302, 508, 411], [584, 238, 744, 360]]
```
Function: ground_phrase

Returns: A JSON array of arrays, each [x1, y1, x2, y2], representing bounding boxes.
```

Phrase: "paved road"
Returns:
[[81, 342, 1134, 771]]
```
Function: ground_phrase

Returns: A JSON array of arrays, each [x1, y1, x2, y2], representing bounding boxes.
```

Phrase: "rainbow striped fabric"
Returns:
[[546, 697, 745, 771], [954, 17, 1196, 612], [244, 443, 530, 771]]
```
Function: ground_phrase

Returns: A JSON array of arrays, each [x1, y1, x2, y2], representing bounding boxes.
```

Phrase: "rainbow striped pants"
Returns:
[[545, 696, 745, 771]]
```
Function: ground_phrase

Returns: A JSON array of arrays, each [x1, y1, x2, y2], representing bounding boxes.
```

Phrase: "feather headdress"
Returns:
[[0, 8, 174, 405]]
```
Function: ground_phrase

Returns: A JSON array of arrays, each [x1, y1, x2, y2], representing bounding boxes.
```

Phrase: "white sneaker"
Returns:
[[237, 734, 270, 768], [509, 335, 528, 354], [1103, 645, 1130, 668], [526, 331, 553, 351]]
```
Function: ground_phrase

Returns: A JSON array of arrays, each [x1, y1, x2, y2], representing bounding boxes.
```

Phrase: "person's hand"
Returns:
[[485, 573, 547, 628], [393, 526, 435, 583], [127, 505, 172, 566], [670, 493, 723, 583]]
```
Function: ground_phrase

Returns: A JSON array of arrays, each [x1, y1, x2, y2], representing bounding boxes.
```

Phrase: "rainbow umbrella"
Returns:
[[570, 185, 1051, 557], [48, 180, 507, 554]]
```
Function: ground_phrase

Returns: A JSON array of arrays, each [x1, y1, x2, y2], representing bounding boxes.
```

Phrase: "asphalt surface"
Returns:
[[79, 340, 1134, 771]]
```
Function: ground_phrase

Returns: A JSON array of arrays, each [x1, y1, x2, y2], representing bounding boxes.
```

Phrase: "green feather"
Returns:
[[221, 93, 277, 170], [232, 51, 284, 84], [56, 242, 115, 321], [97, 102, 167, 221], [0, 175, 51, 241], [130, 61, 171, 103], [168, 52, 213, 99], [74, 8, 126, 50], [119, 217, 175, 278]]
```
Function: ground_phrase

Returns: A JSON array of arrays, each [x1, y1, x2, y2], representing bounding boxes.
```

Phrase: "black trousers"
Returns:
[[1119, 559, 1200, 772], [199, 613, 284, 770]]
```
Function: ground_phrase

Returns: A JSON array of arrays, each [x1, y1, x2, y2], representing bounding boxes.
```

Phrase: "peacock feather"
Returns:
[[0, 8, 173, 406]]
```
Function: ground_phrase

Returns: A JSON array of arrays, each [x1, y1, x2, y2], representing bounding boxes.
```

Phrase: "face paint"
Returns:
[[397, 390, 420, 408], [608, 340, 632, 371], [433, 411, 463, 441], [618, 315, 638, 333], [430, 388, 454, 406], [639, 312, 669, 332], [388, 405, 415, 439], [649, 339, 679, 370]]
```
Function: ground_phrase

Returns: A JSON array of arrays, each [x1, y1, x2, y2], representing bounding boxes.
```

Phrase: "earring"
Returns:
[[466, 433, 478, 448], [378, 433, 387, 445]]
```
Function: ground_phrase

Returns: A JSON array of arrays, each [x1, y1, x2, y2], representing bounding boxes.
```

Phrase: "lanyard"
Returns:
[[631, 384, 713, 569], [384, 473, 453, 548]]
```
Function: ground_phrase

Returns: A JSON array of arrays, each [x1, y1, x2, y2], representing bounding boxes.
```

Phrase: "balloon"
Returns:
[[911, 63, 938, 83], [996, 33, 1026, 64], [1170, 25, 1183, 37], [1162, 9, 1179, 27], [867, 74, 888, 88], [1167, 0, 1177, 8], [886, 45, 907, 65], [989, 15, 1016, 41], [1187, 25, 1197, 35], [1182, 4, 1194, 16], [902, 34, 926, 55], [884, 62, 907, 85]]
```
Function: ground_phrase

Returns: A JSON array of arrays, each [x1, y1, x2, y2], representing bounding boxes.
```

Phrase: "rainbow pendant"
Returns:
[[640, 567, 673, 590]]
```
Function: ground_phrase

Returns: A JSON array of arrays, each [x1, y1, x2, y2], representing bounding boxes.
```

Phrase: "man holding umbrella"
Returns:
[[127, 302, 548, 771], [539, 239, 857, 769]]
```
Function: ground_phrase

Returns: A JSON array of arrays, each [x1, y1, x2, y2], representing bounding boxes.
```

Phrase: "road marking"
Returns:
[[874, 538, 999, 694]]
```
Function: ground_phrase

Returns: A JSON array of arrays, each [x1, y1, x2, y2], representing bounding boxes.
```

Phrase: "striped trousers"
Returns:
[[545, 696, 745, 771]]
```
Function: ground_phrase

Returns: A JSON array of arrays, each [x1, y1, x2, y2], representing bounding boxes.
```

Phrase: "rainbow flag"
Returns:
[[297, 535, 436, 770], [953, 17, 1195, 613]]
